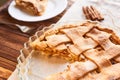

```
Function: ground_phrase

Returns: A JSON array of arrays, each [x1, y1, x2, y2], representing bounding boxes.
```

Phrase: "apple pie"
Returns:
[[30, 21, 120, 80], [15, 0, 48, 16]]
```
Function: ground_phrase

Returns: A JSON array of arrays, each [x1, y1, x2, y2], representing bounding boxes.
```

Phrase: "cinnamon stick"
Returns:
[[82, 6, 91, 20], [87, 7, 97, 20], [82, 5, 104, 21], [90, 6, 104, 21]]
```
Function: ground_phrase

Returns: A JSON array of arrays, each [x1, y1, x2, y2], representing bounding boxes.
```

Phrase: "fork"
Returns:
[[0, 21, 37, 34]]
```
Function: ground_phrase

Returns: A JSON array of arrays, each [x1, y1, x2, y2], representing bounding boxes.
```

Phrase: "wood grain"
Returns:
[[0, 0, 74, 80], [0, 67, 12, 79]]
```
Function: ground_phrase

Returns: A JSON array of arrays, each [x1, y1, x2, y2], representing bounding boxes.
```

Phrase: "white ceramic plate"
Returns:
[[8, 0, 67, 22]]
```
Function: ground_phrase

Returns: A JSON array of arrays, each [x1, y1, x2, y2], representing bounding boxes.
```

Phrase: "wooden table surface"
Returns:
[[0, 0, 74, 80]]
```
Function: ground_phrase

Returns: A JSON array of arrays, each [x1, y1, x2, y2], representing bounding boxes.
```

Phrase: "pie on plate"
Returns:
[[8, 0, 68, 22], [15, 0, 48, 16], [30, 21, 120, 80]]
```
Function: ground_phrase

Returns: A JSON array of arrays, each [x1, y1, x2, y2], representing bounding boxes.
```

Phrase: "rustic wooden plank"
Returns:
[[0, 78, 6, 80], [0, 57, 17, 70], [0, 26, 28, 51], [0, 62, 15, 71], [0, 52, 18, 63], [0, 57, 17, 67], [0, 24, 29, 37], [0, 67, 12, 79], [0, 37, 23, 51], [0, 44, 19, 61], [0, 26, 29, 41]]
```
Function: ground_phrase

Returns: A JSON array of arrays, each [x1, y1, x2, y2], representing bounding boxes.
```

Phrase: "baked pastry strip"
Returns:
[[46, 34, 71, 48], [87, 27, 120, 60], [114, 56, 120, 62], [46, 60, 97, 80], [83, 49, 112, 69], [81, 63, 120, 80]]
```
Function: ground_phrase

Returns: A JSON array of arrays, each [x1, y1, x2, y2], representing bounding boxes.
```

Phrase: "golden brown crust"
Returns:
[[30, 21, 120, 80]]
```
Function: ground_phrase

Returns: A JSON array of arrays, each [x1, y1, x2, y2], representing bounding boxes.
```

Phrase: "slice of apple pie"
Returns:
[[30, 21, 120, 80], [15, 0, 48, 16]]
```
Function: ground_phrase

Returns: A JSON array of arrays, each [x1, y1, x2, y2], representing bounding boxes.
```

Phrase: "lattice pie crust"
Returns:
[[30, 21, 120, 80], [15, 0, 48, 16]]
